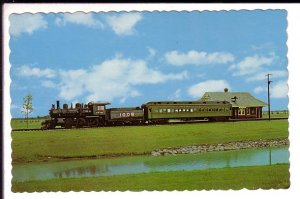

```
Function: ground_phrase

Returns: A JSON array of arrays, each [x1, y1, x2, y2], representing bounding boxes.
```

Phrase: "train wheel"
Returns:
[[77, 118, 86, 128], [65, 118, 73, 129], [41, 120, 50, 130], [49, 121, 56, 129], [88, 118, 99, 127]]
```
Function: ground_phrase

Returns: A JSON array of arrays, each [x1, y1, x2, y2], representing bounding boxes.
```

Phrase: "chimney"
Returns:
[[224, 88, 229, 92], [231, 96, 237, 102], [56, 100, 60, 109]]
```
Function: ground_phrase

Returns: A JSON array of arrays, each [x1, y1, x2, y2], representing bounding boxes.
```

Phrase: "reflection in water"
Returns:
[[54, 165, 108, 179], [12, 147, 289, 182]]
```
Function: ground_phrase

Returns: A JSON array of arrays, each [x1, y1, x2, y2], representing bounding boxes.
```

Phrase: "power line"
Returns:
[[266, 73, 272, 121]]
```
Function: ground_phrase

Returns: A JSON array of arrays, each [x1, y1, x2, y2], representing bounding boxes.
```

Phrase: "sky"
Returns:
[[9, 10, 288, 118]]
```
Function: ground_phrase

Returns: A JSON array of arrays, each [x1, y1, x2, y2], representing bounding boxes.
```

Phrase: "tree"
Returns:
[[21, 93, 33, 128]]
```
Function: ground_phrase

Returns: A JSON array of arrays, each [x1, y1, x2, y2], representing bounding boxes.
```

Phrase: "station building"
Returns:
[[200, 89, 268, 119]]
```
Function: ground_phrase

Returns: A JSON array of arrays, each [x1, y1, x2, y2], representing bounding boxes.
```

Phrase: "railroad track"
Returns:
[[11, 117, 288, 132]]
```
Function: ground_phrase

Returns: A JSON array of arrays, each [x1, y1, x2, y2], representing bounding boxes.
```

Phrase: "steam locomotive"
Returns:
[[41, 100, 232, 129]]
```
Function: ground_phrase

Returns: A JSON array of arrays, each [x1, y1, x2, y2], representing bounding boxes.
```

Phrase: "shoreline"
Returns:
[[13, 138, 289, 164], [151, 138, 289, 156]]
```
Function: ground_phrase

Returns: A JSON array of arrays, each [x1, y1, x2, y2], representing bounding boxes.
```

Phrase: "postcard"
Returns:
[[3, 3, 300, 199]]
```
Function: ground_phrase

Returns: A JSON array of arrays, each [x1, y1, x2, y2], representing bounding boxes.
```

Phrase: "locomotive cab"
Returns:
[[89, 102, 111, 115]]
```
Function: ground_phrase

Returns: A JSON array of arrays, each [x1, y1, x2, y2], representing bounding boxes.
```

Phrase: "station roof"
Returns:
[[200, 92, 267, 108], [144, 101, 231, 106]]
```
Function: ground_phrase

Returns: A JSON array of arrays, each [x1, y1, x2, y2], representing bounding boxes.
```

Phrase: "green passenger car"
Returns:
[[143, 101, 232, 122]]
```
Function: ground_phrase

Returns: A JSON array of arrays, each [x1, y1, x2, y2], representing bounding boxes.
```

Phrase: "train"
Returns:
[[41, 100, 232, 129]]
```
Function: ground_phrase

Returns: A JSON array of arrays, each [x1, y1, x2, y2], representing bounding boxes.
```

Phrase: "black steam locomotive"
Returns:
[[41, 100, 232, 129]]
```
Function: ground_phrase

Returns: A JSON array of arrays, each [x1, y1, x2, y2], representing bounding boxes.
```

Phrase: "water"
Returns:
[[12, 147, 289, 182]]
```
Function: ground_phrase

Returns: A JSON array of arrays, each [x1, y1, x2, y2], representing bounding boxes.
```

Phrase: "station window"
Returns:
[[239, 108, 245, 115], [179, 109, 182, 112], [182, 109, 186, 112], [167, 109, 171, 113], [159, 109, 163, 113], [163, 108, 167, 112]]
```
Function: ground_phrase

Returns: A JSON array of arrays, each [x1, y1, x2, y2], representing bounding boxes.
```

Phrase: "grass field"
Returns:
[[11, 119, 44, 129], [11, 119, 289, 191], [262, 110, 289, 118], [12, 164, 289, 192], [12, 120, 288, 164]]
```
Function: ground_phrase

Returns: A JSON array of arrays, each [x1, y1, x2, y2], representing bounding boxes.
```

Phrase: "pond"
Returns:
[[12, 146, 289, 182]]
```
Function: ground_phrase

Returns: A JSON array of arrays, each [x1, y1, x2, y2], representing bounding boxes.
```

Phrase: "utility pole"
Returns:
[[266, 74, 272, 121]]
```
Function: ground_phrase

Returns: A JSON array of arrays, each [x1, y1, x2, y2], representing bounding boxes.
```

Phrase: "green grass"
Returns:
[[11, 119, 44, 129], [262, 111, 289, 118], [12, 164, 290, 192], [12, 120, 288, 164]]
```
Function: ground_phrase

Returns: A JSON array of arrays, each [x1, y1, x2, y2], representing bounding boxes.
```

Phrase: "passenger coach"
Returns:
[[143, 101, 232, 123]]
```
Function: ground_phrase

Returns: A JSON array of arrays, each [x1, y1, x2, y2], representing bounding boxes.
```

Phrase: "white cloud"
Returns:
[[174, 89, 181, 99], [10, 104, 20, 110], [251, 42, 275, 51], [17, 65, 56, 78], [9, 13, 47, 36], [165, 50, 235, 66], [254, 80, 288, 98], [120, 90, 142, 104], [147, 47, 156, 59], [188, 80, 230, 98], [168, 89, 182, 100], [58, 57, 188, 102], [254, 86, 265, 94], [55, 13, 103, 28], [106, 13, 142, 36], [246, 70, 288, 82], [271, 80, 288, 98], [230, 54, 276, 76], [59, 69, 87, 101], [41, 80, 57, 88]]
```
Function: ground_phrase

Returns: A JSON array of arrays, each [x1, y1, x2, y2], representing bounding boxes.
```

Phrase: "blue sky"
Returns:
[[9, 10, 288, 118]]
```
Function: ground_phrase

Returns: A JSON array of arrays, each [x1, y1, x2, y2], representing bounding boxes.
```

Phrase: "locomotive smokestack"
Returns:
[[56, 100, 60, 109]]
